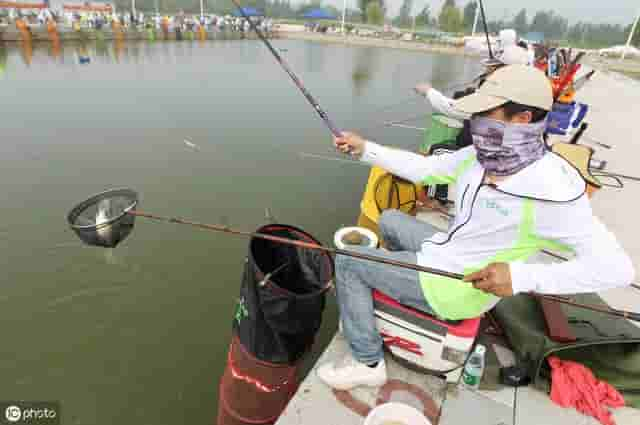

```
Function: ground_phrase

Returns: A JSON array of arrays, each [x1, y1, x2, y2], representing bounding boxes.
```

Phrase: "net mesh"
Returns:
[[67, 188, 138, 248], [234, 224, 333, 364], [217, 334, 299, 425]]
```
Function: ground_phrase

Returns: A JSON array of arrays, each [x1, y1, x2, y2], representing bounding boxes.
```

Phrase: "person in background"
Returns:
[[415, 43, 533, 149]]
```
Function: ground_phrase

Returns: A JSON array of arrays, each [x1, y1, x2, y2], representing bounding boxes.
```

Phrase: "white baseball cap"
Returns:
[[499, 29, 518, 47], [482, 45, 531, 67], [500, 45, 531, 66], [454, 65, 553, 114]]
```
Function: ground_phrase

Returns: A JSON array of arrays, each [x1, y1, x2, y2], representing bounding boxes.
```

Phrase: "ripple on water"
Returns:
[[46, 284, 130, 310]]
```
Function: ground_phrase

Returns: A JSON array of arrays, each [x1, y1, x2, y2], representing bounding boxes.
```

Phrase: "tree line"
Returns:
[[490, 7, 639, 48], [113, 0, 639, 47]]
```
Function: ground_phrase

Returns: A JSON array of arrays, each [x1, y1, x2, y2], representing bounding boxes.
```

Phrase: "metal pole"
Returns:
[[200, 0, 204, 20], [622, 11, 640, 60], [471, 1, 479, 37], [341, 0, 347, 35], [132, 0, 136, 16]]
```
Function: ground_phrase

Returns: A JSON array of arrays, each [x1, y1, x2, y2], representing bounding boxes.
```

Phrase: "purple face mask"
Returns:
[[470, 117, 547, 176]]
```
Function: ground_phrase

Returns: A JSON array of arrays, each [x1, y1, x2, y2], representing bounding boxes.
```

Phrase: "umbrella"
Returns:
[[231, 7, 263, 17], [302, 9, 337, 20]]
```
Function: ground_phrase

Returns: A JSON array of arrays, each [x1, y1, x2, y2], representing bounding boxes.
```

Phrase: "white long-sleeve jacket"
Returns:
[[426, 88, 470, 122], [361, 141, 635, 320]]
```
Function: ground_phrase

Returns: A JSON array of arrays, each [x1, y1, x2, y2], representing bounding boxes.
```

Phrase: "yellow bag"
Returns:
[[358, 166, 421, 231]]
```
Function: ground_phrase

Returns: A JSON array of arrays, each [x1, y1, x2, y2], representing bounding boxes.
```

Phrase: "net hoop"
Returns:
[[67, 188, 138, 230]]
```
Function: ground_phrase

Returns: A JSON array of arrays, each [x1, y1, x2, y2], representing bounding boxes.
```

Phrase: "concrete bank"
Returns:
[[276, 31, 472, 57], [585, 56, 640, 80], [279, 30, 640, 80]]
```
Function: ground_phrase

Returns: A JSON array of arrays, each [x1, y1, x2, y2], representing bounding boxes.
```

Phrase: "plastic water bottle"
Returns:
[[462, 344, 486, 390]]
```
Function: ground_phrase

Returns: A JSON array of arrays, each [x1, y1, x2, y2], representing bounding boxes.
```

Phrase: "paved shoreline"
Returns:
[[277, 30, 473, 57], [279, 30, 640, 80]]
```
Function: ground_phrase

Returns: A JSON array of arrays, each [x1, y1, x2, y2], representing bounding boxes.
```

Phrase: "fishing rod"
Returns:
[[127, 212, 640, 322], [385, 123, 426, 132], [298, 152, 366, 165], [66, 188, 640, 323], [593, 171, 640, 183], [230, 0, 341, 137], [354, 112, 429, 133], [478, 0, 494, 59], [581, 135, 612, 150]]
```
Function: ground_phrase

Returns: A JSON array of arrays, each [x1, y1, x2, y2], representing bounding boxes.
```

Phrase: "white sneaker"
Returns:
[[317, 355, 387, 391]]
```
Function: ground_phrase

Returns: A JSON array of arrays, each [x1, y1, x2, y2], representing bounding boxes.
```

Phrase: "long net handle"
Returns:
[[128, 210, 463, 279], [230, 0, 341, 137], [127, 210, 640, 322]]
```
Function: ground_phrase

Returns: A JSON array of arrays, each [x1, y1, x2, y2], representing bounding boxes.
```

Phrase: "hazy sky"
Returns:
[[304, 0, 639, 26]]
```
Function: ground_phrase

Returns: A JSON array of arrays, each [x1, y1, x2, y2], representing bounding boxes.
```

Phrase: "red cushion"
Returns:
[[373, 290, 481, 338]]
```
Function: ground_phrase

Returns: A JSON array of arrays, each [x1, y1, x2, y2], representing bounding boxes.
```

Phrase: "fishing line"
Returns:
[[387, 113, 430, 125], [364, 94, 422, 117], [348, 79, 479, 133], [298, 152, 366, 166], [478, 0, 494, 59], [384, 123, 426, 132], [230, 0, 341, 137], [364, 79, 477, 118]]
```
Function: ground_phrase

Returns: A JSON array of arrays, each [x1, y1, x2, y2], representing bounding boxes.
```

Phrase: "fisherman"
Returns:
[[414, 43, 531, 149], [317, 65, 635, 390]]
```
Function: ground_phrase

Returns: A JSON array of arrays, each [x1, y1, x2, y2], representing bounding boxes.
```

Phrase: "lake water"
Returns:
[[0, 38, 480, 424]]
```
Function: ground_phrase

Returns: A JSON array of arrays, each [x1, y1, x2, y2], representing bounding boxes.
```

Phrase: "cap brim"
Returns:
[[481, 57, 504, 67], [453, 92, 509, 115]]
